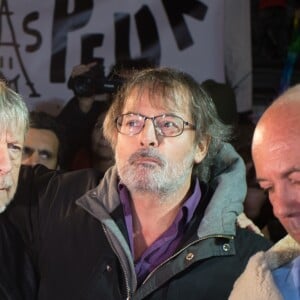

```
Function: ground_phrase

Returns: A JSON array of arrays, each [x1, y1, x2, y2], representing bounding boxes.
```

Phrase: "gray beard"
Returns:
[[116, 148, 195, 200]]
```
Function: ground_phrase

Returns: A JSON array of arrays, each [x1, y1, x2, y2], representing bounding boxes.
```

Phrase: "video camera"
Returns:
[[68, 60, 122, 98]]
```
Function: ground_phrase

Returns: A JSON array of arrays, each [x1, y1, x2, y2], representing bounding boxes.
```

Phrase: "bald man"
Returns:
[[230, 85, 300, 300]]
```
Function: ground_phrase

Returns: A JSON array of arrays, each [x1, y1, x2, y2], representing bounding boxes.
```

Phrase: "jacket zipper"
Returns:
[[103, 223, 234, 299], [141, 233, 234, 285], [102, 224, 132, 300]]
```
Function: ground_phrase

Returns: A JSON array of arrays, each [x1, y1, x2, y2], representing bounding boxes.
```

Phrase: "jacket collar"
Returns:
[[77, 143, 246, 240], [266, 235, 300, 270]]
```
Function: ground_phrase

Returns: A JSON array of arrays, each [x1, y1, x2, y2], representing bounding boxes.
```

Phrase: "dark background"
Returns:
[[251, 0, 300, 111]]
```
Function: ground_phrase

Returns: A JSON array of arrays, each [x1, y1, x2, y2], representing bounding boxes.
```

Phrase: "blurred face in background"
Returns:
[[22, 128, 59, 169], [91, 111, 114, 172]]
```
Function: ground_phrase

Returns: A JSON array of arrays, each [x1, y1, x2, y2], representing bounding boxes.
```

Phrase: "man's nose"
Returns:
[[139, 119, 159, 147], [0, 146, 12, 174]]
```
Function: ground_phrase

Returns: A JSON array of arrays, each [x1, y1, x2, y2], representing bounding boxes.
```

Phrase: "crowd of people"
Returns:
[[0, 62, 299, 299]]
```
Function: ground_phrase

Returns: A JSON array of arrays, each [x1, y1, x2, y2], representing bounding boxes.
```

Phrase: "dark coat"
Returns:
[[5, 164, 272, 300], [0, 214, 37, 300]]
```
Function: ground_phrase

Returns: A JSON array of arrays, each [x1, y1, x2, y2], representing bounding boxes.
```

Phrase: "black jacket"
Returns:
[[0, 214, 37, 300], [5, 157, 272, 300]]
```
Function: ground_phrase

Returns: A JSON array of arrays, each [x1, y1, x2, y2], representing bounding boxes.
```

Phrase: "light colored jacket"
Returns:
[[229, 235, 300, 300]]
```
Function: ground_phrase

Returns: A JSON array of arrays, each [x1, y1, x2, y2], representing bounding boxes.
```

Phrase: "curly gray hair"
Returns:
[[0, 80, 29, 137]]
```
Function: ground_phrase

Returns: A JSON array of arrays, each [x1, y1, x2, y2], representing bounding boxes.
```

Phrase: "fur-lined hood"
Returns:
[[266, 235, 300, 270], [229, 235, 300, 300]]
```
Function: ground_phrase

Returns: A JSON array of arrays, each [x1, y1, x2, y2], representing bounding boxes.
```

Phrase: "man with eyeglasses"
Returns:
[[6, 68, 271, 299]]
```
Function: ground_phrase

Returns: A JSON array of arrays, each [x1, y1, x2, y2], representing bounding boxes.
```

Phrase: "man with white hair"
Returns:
[[0, 80, 36, 299], [0, 81, 29, 212]]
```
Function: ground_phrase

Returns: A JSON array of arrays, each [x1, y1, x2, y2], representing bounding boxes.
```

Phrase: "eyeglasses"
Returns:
[[115, 113, 195, 137]]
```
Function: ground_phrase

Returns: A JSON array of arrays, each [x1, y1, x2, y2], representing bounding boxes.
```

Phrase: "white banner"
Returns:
[[0, 0, 251, 114]]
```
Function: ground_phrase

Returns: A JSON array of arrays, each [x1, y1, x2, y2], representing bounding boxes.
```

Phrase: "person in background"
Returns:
[[70, 109, 114, 172], [0, 80, 36, 299], [58, 58, 154, 171], [90, 111, 114, 171], [22, 111, 66, 170], [57, 61, 112, 169], [6, 68, 270, 299], [201, 79, 238, 127], [229, 84, 300, 300]]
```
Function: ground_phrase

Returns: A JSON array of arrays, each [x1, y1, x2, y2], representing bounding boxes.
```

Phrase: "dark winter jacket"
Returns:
[[5, 143, 272, 299], [0, 214, 37, 300]]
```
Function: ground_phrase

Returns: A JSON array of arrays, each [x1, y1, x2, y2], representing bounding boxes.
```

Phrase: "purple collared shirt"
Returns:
[[119, 179, 201, 284]]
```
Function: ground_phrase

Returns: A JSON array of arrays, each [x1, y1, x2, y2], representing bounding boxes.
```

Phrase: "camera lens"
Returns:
[[72, 76, 96, 97]]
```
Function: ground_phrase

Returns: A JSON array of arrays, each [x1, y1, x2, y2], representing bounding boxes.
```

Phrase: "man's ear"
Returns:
[[194, 136, 210, 164]]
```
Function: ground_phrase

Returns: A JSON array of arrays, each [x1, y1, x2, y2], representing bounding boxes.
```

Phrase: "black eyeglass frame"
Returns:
[[115, 113, 196, 137]]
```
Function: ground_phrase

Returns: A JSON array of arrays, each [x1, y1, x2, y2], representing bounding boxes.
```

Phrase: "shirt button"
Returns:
[[222, 243, 230, 252], [185, 252, 194, 261]]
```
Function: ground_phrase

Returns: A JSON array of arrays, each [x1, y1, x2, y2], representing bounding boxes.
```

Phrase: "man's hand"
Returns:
[[71, 61, 98, 78]]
